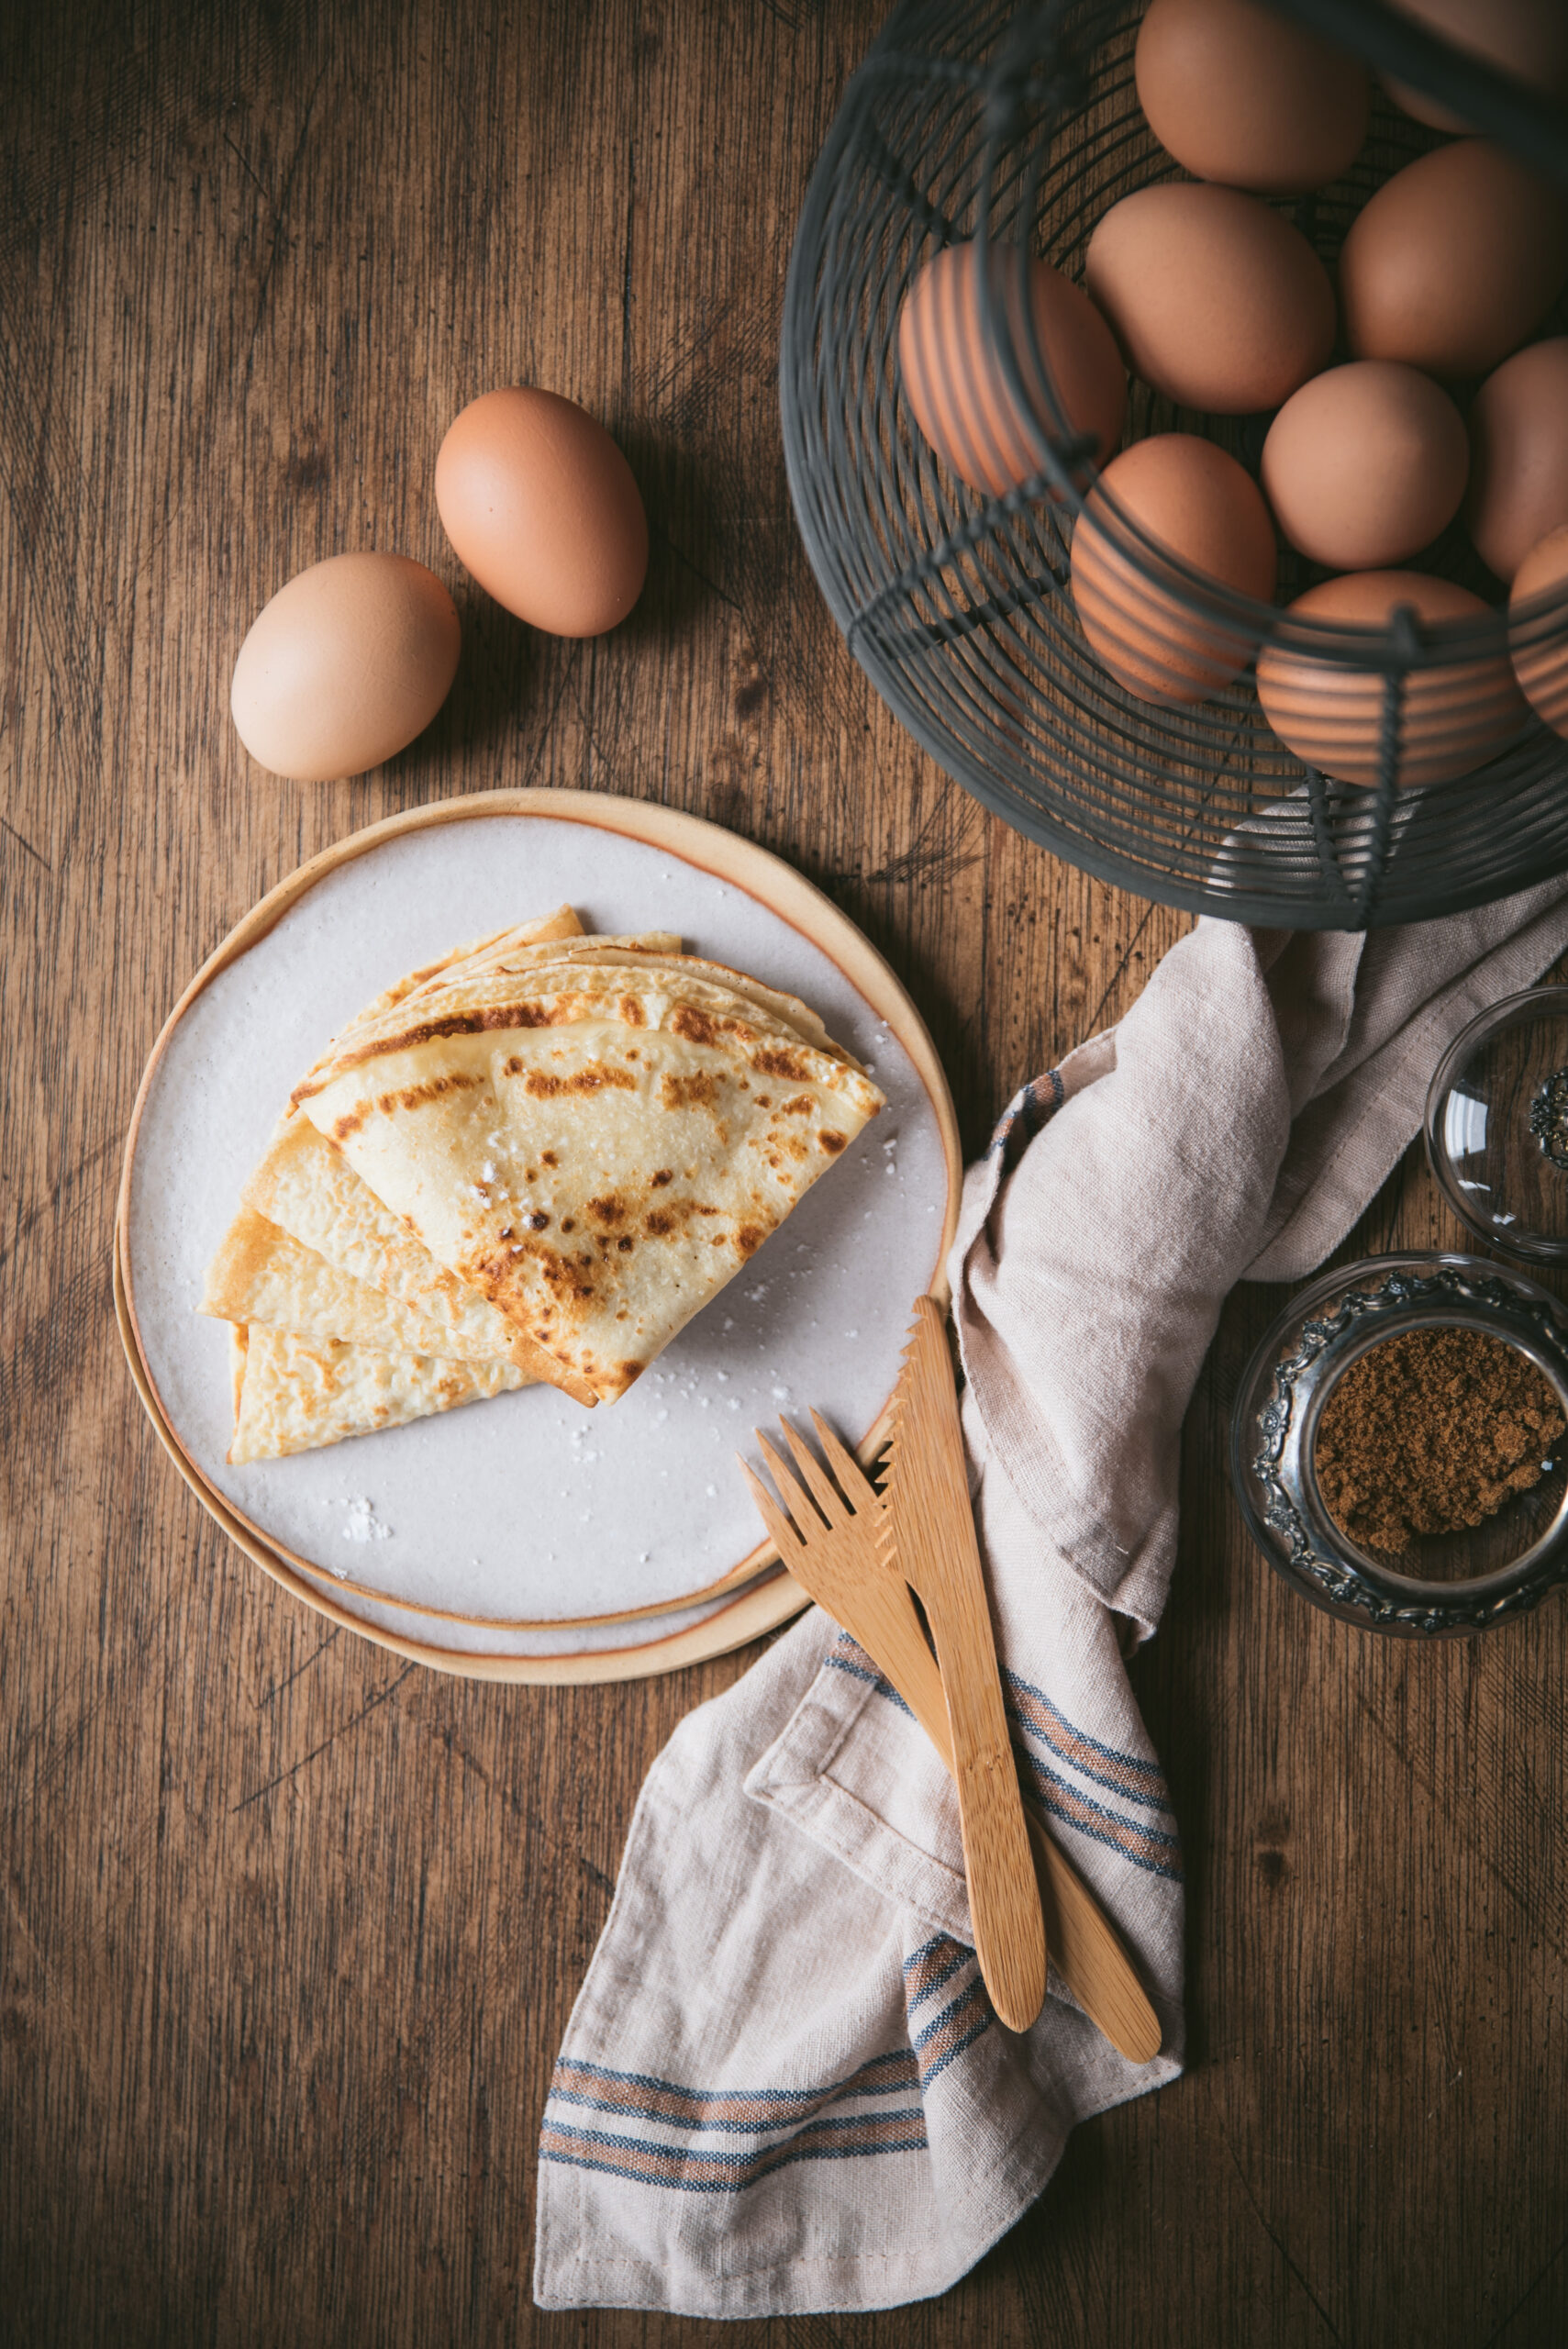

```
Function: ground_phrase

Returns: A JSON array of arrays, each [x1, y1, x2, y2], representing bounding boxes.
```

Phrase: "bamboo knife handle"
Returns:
[[882, 1303, 1046, 2034]]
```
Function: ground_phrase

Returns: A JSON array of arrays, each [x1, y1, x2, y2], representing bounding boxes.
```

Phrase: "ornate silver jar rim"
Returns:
[[1229, 1253, 1568, 1636]]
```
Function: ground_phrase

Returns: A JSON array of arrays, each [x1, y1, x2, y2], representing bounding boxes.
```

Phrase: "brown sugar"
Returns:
[[1314, 1326, 1565, 1554]]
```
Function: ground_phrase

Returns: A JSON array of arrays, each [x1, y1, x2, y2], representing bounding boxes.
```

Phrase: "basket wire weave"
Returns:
[[780, 0, 1568, 929]]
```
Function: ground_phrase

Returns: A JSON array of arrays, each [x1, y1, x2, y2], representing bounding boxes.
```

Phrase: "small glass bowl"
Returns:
[[1426, 985, 1568, 1264], [1230, 1252, 1568, 1635]]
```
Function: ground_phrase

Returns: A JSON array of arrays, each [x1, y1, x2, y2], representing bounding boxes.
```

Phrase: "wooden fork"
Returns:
[[743, 1411, 1161, 2064], [746, 1416, 1044, 2033]]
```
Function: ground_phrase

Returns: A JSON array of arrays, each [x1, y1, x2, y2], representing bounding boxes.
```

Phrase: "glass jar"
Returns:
[[1229, 1252, 1568, 1635], [1426, 985, 1568, 1264]]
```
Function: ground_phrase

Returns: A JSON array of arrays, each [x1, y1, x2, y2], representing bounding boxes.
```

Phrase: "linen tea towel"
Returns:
[[533, 878, 1568, 2319]]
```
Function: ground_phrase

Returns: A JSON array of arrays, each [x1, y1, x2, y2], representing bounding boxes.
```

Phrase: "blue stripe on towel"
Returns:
[[1003, 1669, 1174, 1813], [547, 2047, 921, 2132], [913, 1977, 993, 2086], [902, 1933, 973, 2013], [1017, 1751, 1184, 1883], [539, 2109, 929, 2195]]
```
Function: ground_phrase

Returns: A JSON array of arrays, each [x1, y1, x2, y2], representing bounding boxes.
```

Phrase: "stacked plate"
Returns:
[[117, 792, 961, 1683]]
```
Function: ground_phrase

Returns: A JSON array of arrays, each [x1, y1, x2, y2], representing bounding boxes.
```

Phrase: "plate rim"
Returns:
[[116, 788, 961, 1671], [115, 1228, 809, 1680]]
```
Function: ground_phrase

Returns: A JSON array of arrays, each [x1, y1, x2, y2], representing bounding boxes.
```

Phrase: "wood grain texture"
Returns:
[[2, 2, 1565, 2343]]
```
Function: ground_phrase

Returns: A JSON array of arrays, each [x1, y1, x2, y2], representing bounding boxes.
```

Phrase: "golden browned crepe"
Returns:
[[239, 1115, 535, 1364], [199, 1205, 530, 1364], [230, 916, 686, 1409], [206, 914, 606, 1455], [227, 1322, 530, 1464], [295, 952, 884, 1404], [309, 935, 693, 1066], [322, 905, 588, 1051], [207, 908, 880, 1457]]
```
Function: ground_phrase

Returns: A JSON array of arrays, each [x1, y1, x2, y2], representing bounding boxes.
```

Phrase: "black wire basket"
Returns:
[[781, 0, 1568, 929]]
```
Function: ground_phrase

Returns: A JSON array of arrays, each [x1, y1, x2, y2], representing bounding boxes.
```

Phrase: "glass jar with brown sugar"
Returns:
[[1230, 1254, 1568, 1635]]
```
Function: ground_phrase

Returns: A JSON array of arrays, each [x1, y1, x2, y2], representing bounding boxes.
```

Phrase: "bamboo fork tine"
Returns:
[[746, 1438, 955, 1769], [740, 1461, 807, 1562], [806, 1408, 882, 1512], [753, 1430, 828, 1537], [778, 1419, 854, 1529]]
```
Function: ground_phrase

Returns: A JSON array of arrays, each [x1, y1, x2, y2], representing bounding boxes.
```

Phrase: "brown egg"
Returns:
[[435, 388, 648, 636], [230, 554, 461, 782], [1261, 362, 1469, 569], [1257, 572, 1526, 785], [1339, 140, 1568, 381], [897, 243, 1126, 497], [1385, 0, 1568, 133], [1085, 184, 1336, 415], [1135, 0, 1368, 195], [1071, 434, 1276, 707], [1509, 523, 1568, 733], [1466, 339, 1568, 584]]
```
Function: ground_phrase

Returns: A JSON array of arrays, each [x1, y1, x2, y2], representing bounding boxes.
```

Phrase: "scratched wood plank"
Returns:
[[3, 2, 1566, 2345]]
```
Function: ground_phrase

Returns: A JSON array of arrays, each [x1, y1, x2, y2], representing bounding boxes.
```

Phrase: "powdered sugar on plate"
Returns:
[[339, 1496, 394, 1549]]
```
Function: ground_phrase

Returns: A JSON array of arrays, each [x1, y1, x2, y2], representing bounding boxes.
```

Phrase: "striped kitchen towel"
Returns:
[[534, 882, 1568, 2318]]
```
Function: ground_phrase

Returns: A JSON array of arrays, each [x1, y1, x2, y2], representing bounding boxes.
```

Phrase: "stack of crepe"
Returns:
[[200, 907, 884, 1462]]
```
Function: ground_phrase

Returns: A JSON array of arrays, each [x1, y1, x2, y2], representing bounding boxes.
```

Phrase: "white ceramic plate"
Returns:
[[120, 795, 960, 1651]]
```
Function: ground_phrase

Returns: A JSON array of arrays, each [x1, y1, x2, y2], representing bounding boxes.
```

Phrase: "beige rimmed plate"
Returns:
[[117, 791, 960, 1682]]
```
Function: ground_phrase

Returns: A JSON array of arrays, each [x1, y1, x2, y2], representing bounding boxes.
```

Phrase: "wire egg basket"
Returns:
[[780, 0, 1568, 929]]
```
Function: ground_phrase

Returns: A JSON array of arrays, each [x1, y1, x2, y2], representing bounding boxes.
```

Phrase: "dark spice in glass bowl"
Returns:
[[1314, 1327, 1566, 1555]]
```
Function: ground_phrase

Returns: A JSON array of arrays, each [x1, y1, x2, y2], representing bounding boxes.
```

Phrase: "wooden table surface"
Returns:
[[5, 3, 1565, 2343]]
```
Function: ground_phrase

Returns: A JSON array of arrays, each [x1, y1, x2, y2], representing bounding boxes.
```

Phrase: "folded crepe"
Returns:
[[292, 949, 885, 1404], [228, 918, 685, 1408], [239, 1114, 549, 1369], [206, 911, 595, 1464], [200, 1206, 527, 1364], [227, 908, 606, 1406], [206, 909, 880, 1459], [227, 1323, 529, 1464], [327, 906, 590, 1041]]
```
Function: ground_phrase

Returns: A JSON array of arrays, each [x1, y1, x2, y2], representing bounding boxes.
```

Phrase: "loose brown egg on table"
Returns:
[[897, 241, 1126, 496], [1070, 433, 1276, 706], [1135, 0, 1368, 195], [435, 387, 648, 637], [1256, 571, 1527, 786], [1339, 139, 1568, 381], [229, 553, 461, 783], [1085, 184, 1336, 415], [1262, 361, 1469, 570], [1385, 0, 1568, 132], [1466, 339, 1568, 584], [1510, 523, 1568, 732]]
